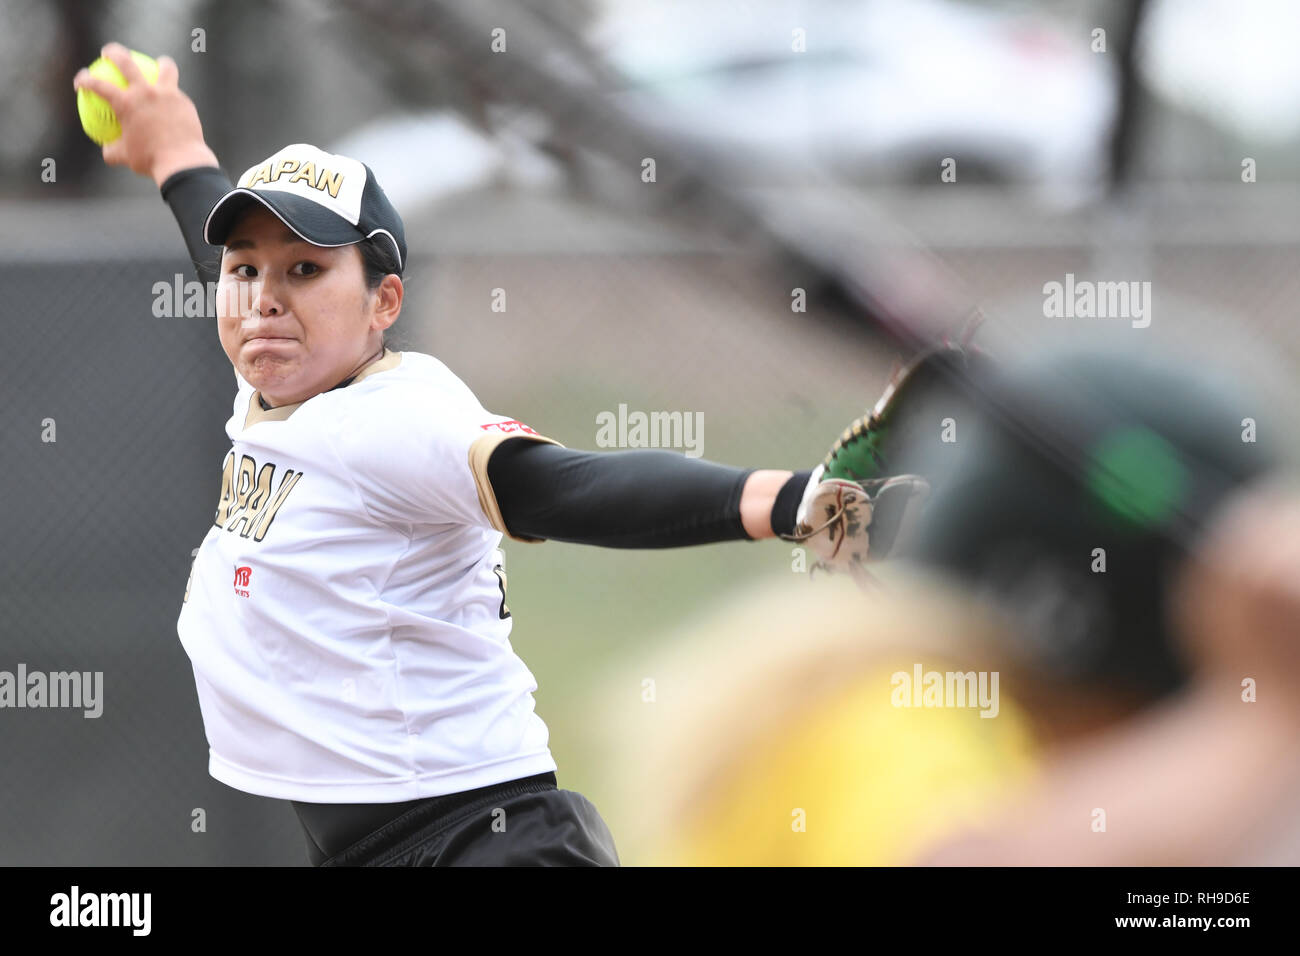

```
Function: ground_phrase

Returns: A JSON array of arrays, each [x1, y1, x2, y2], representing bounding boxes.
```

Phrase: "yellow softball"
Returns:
[[77, 51, 160, 145]]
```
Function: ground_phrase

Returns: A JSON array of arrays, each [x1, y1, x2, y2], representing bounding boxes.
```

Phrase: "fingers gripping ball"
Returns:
[[77, 51, 159, 145]]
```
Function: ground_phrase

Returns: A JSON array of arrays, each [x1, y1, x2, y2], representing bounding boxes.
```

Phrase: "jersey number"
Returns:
[[493, 564, 511, 620]]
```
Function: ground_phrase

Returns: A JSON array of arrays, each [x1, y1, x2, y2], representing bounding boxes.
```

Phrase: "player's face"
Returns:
[[215, 206, 399, 405]]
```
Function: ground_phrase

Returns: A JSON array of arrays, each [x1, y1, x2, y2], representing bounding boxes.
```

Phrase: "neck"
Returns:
[[360, 343, 386, 370], [334, 342, 387, 389]]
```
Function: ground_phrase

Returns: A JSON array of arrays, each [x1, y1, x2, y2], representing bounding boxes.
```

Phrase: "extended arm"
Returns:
[[483, 346, 954, 562], [487, 438, 805, 547]]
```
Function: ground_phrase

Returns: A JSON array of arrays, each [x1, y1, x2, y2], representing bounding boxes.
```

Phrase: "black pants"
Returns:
[[291, 772, 620, 867]]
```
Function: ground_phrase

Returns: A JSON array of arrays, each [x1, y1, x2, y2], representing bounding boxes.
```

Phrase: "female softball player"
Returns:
[[74, 44, 913, 866]]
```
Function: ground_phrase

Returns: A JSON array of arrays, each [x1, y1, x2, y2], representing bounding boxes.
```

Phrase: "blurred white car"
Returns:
[[590, 0, 1116, 205]]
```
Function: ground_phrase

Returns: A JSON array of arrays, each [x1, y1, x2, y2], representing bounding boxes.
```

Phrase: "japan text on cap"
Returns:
[[204, 143, 406, 273]]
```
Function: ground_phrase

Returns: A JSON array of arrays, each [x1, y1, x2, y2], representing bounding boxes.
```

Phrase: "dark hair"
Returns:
[[359, 237, 403, 290], [358, 237, 404, 349]]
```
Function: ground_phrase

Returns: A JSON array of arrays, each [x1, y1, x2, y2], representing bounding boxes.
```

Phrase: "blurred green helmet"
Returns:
[[898, 344, 1280, 698]]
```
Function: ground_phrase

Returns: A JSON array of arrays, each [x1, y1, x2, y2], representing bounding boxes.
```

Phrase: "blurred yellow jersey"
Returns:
[[654, 656, 1038, 866]]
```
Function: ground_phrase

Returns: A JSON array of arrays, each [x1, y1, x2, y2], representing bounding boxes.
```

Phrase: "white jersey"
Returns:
[[177, 349, 561, 802]]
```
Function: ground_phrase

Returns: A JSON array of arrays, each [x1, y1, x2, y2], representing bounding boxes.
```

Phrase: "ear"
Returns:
[[369, 274, 403, 333]]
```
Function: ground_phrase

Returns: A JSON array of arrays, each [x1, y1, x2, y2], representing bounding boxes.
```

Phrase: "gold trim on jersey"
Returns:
[[244, 399, 301, 428], [349, 347, 403, 385], [244, 348, 404, 429], [468, 431, 564, 542]]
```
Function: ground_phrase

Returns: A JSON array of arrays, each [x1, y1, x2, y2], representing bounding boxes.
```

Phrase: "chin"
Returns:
[[240, 353, 300, 388]]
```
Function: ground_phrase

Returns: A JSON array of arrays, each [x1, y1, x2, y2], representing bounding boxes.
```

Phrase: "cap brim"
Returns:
[[204, 188, 363, 249]]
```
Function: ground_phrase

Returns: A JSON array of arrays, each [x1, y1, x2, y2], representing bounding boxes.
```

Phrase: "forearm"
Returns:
[[488, 439, 798, 547], [151, 143, 219, 189], [159, 165, 234, 286]]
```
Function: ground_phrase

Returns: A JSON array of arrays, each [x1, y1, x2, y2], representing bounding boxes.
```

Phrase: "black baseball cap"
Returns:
[[204, 143, 406, 273]]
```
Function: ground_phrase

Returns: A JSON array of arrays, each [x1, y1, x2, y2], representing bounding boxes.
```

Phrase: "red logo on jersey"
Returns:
[[480, 420, 539, 435], [233, 566, 252, 598]]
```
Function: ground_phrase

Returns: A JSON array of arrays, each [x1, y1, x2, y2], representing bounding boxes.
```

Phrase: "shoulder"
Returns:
[[330, 351, 503, 455], [354, 351, 484, 410]]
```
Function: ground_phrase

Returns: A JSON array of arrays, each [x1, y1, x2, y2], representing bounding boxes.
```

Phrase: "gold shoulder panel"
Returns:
[[467, 430, 563, 542]]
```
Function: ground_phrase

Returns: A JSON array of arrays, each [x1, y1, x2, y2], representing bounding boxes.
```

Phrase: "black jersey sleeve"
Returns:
[[487, 437, 758, 548], [159, 165, 234, 286]]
